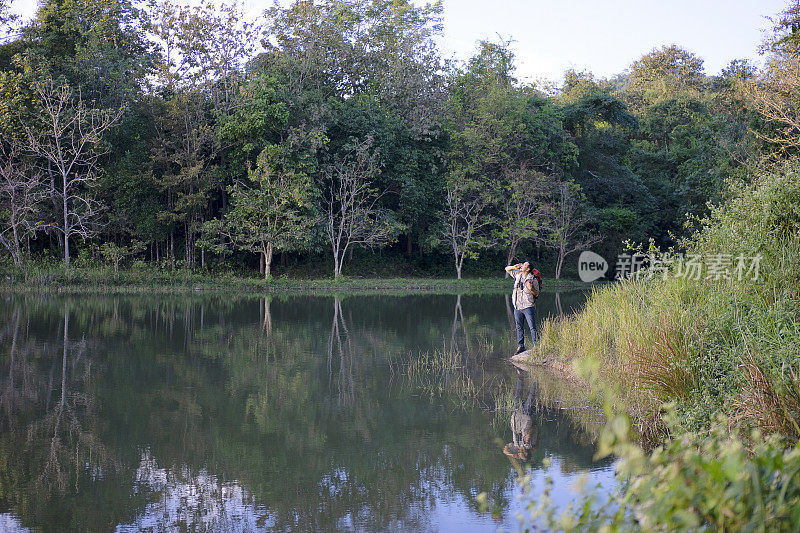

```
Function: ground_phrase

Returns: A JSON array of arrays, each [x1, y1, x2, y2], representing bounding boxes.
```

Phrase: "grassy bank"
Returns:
[[531, 163, 800, 438], [511, 165, 800, 529], [0, 263, 585, 295]]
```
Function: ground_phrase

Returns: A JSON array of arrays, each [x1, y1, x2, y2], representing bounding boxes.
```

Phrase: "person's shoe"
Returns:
[[515, 345, 526, 355]]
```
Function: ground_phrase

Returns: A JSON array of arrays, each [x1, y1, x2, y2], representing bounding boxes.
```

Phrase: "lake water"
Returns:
[[0, 291, 615, 532]]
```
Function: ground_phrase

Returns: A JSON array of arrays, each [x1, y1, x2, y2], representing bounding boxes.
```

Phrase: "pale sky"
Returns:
[[8, 0, 788, 82]]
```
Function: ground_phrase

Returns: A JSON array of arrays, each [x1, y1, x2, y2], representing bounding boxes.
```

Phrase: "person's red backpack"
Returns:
[[530, 268, 543, 297]]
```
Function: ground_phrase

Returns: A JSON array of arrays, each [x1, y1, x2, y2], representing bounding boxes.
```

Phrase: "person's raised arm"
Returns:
[[505, 263, 521, 274]]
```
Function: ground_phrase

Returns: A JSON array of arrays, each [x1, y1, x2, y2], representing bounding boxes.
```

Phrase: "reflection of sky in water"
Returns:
[[104, 451, 616, 532], [426, 458, 617, 533], [0, 514, 30, 532], [0, 448, 615, 531], [116, 450, 275, 532], [0, 292, 612, 531], [504, 458, 618, 532]]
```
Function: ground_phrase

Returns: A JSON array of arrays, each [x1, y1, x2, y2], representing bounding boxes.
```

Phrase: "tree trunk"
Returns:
[[555, 243, 565, 279], [334, 253, 342, 279], [11, 223, 21, 267], [64, 235, 70, 268], [263, 242, 273, 280], [7, 245, 19, 267], [185, 222, 192, 267], [63, 177, 70, 269]]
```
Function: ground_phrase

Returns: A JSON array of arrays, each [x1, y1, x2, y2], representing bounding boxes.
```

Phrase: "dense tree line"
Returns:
[[0, 0, 788, 279]]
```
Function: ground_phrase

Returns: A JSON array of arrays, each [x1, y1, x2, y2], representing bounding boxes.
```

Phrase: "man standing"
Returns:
[[504, 261, 540, 354]]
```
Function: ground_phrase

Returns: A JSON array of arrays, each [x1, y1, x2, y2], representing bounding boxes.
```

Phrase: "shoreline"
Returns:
[[0, 270, 588, 295], [519, 351, 660, 446], [514, 350, 592, 401]]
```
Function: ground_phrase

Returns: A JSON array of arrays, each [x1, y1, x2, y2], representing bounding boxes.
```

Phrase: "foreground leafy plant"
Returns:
[[496, 408, 800, 532]]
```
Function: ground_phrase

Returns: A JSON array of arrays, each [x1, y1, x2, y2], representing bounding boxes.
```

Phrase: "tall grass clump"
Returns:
[[397, 348, 504, 408], [530, 163, 800, 438]]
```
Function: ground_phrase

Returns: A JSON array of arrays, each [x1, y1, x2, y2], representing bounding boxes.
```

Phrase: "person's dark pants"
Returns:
[[514, 306, 537, 348]]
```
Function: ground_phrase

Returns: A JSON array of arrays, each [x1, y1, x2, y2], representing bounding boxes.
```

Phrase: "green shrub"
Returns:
[[504, 411, 800, 532]]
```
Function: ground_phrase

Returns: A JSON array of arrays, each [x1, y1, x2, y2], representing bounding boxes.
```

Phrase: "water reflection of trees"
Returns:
[[0, 294, 532, 531], [0, 302, 130, 529], [328, 296, 357, 406], [232, 295, 515, 530], [398, 294, 513, 415]]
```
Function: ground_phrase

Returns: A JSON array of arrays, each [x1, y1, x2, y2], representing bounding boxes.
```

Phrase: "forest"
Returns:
[[5, 1, 800, 529], [0, 0, 779, 281]]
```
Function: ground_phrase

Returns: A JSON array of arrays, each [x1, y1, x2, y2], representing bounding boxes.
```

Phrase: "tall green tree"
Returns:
[[558, 70, 650, 256], [740, 1, 800, 157], [22, 0, 154, 108], [626, 45, 705, 111], [5, 0, 159, 262], [496, 167, 549, 267], [0, 142, 45, 266], [321, 136, 401, 278], [622, 46, 744, 246], [443, 40, 576, 276], [146, 0, 256, 267], [205, 142, 319, 279], [261, 0, 447, 258], [0, 68, 41, 267], [539, 179, 601, 279]]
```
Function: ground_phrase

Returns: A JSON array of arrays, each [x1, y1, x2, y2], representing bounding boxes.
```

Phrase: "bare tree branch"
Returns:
[[321, 137, 401, 278], [442, 180, 493, 279], [21, 78, 122, 267], [0, 143, 46, 266], [538, 179, 601, 279]]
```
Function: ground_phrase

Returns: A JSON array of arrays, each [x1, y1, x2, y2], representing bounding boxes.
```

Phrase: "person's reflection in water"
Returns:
[[503, 369, 539, 461]]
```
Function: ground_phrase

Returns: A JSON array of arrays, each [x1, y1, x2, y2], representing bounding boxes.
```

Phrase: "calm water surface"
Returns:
[[0, 291, 614, 532]]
